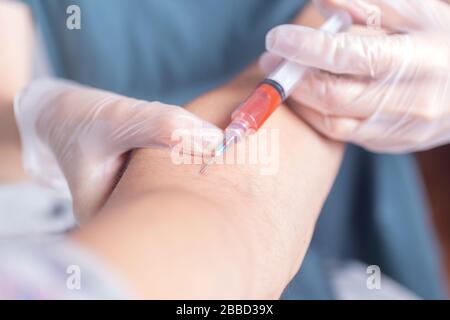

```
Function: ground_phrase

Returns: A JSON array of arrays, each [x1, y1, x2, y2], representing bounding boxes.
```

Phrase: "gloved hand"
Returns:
[[262, 0, 450, 153], [14, 78, 221, 223]]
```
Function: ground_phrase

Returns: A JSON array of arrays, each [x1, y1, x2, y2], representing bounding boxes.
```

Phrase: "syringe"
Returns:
[[200, 12, 352, 174]]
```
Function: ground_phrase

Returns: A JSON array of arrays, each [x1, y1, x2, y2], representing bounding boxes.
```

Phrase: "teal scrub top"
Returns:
[[24, 0, 447, 299]]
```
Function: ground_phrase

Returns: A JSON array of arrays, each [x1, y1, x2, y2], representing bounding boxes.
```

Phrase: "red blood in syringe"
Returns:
[[231, 81, 283, 132]]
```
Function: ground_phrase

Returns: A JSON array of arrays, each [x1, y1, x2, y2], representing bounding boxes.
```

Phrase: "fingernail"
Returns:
[[266, 28, 278, 50], [259, 52, 282, 75], [201, 121, 220, 131], [193, 123, 223, 155], [266, 26, 305, 50], [266, 25, 315, 56], [314, 0, 337, 18]]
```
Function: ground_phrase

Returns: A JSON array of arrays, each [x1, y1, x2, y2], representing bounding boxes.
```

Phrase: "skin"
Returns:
[[0, 1, 446, 299], [1, 1, 344, 298], [0, 1, 32, 182], [417, 147, 450, 294], [71, 63, 344, 298], [70, 8, 344, 298]]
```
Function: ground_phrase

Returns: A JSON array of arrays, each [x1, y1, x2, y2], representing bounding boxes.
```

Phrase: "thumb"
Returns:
[[266, 24, 415, 78], [314, 0, 450, 32], [62, 101, 224, 224], [258, 51, 283, 75], [63, 153, 126, 225], [110, 101, 223, 157]]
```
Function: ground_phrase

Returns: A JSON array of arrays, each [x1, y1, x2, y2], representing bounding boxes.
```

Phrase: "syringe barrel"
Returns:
[[267, 11, 352, 97], [231, 80, 283, 132], [268, 62, 307, 97], [230, 12, 352, 134]]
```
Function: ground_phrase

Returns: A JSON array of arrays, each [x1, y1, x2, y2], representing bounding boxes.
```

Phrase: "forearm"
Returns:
[[71, 64, 343, 299], [71, 5, 343, 299], [72, 188, 258, 299]]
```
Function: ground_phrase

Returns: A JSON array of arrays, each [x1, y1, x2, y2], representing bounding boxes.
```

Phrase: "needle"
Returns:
[[199, 162, 210, 175], [198, 13, 352, 176], [198, 134, 238, 175]]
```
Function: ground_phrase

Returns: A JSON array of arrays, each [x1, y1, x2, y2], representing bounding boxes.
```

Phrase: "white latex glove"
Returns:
[[262, 0, 450, 153], [14, 78, 221, 223]]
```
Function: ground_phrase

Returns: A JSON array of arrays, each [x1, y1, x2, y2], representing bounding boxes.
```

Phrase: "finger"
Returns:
[[295, 102, 438, 154], [266, 24, 415, 78], [291, 65, 446, 120], [290, 69, 371, 118], [259, 51, 283, 75], [294, 106, 362, 141], [295, 106, 393, 151], [314, 0, 450, 32], [69, 155, 125, 225], [110, 101, 223, 156]]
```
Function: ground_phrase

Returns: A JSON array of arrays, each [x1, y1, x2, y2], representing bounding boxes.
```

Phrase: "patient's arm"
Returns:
[[71, 6, 343, 299], [71, 66, 343, 299]]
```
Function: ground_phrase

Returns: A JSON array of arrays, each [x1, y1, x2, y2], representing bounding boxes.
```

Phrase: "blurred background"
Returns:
[[0, 0, 448, 299]]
